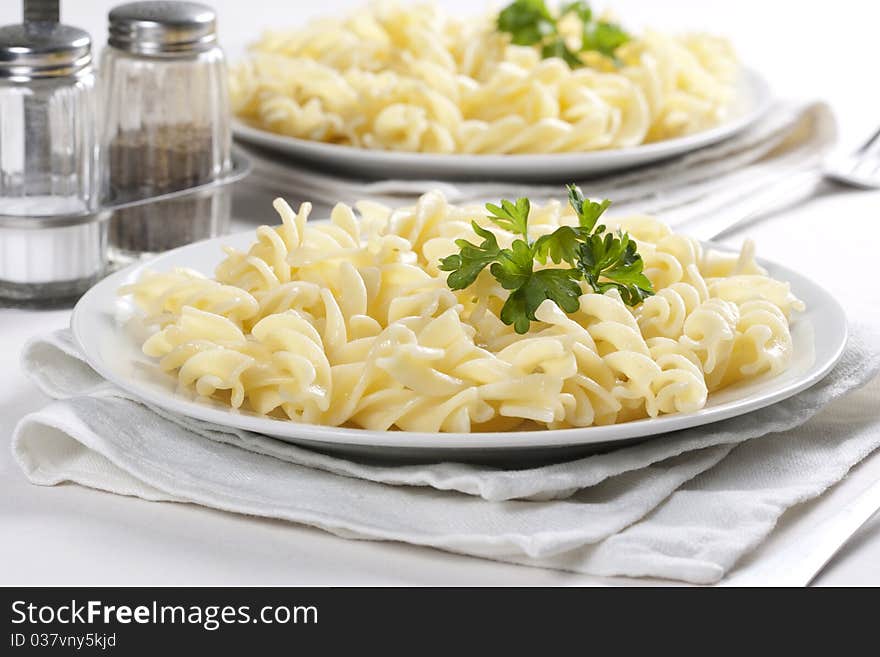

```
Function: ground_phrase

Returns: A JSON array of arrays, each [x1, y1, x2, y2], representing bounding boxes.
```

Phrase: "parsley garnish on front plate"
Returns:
[[439, 184, 654, 334]]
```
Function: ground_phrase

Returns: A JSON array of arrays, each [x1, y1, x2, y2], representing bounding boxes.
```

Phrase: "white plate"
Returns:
[[72, 228, 846, 464], [233, 69, 771, 183]]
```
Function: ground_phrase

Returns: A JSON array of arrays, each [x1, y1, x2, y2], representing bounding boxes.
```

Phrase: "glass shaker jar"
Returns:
[[100, 1, 231, 262], [0, 21, 104, 303]]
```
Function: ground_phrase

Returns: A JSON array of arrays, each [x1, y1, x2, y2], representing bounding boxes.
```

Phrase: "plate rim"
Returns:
[[231, 68, 772, 170], [71, 228, 848, 451]]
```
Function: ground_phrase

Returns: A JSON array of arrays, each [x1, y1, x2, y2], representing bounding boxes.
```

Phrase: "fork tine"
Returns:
[[850, 155, 878, 178], [840, 151, 880, 187], [856, 142, 880, 176], [858, 125, 880, 154]]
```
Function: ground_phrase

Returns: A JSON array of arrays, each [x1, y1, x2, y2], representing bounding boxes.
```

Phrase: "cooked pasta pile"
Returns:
[[121, 192, 803, 432], [230, 2, 739, 154]]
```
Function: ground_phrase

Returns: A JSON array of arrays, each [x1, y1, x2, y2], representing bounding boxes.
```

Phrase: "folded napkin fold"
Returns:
[[12, 323, 880, 584], [236, 101, 837, 221]]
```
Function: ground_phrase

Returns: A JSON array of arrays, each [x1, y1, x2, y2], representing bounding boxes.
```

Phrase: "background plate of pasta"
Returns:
[[229, 1, 771, 181], [71, 189, 846, 462]]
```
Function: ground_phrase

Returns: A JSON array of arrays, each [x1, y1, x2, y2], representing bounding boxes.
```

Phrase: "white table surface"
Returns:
[[2, 0, 880, 586]]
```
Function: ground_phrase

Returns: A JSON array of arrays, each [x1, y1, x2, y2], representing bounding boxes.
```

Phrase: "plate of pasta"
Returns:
[[229, 1, 771, 181], [71, 186, 846, 462]]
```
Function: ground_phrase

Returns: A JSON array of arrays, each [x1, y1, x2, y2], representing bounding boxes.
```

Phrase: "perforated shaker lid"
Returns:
[[108, 1, 217, 55], [0, 22, 92, 79]]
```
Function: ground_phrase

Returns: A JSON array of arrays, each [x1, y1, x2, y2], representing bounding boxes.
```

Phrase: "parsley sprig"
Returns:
[[438, 184, 654, 334], [496, 0, 630, 67]]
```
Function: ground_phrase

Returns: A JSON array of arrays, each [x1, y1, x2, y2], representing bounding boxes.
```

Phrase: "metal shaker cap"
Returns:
[[108, 1, 217, 56], [0, 22, 92, 79]]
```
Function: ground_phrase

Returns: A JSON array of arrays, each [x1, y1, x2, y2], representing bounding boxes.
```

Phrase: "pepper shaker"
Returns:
[[0, 2, 105, 303], [100, 1, 232, 262]]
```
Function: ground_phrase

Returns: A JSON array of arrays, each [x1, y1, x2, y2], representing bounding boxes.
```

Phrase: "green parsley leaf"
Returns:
[[496, 1, 630, 67], [438, 221, 502, 290], [497, 0, 556, 46], [533, 225, 585, 265], [560, 1, 592, 23], [581, 20, 630, 57], [501, 269, 583, 334], [439, 184, 653, 335], [566, 183, 611, 232], [541, 38, 583, 68], [578, 230, 654, 305], [499, 289, 532, 334], [528, 268, 584, 315], [485, 197, 531, 240], [490, 238, 534, 290]]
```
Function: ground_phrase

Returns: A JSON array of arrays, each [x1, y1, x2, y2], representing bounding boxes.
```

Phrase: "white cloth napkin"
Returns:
[[236, 101, 837, 217], [12, 322, 880, 584]]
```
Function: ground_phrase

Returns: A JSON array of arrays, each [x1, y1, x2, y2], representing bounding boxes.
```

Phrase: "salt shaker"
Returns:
[[100, 1, 232, 262], [0, 13, 104, 303]]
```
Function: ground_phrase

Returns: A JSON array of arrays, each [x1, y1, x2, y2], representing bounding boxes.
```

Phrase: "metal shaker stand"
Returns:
[[0, 151, 251, 231], [0, 0, 251, 301]]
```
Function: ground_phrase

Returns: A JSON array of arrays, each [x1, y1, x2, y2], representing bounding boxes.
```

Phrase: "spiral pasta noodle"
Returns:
[[230, 2, 739, 155], [121, 190, 803, 433]]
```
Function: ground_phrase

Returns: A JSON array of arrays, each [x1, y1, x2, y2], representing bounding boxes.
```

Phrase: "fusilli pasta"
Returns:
[[230, 2, 739, 154], [121, 191, 803, 432]]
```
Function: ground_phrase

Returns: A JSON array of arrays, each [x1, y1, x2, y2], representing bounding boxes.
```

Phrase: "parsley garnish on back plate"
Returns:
[[438, 185, 654, 334], [496, 0, 631, 67]]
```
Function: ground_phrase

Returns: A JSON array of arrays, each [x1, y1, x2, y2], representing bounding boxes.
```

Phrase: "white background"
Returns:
[[1, 0, 880, 585]]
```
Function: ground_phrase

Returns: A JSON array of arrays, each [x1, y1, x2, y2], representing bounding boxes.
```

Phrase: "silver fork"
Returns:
[[825, 124, 880, 188], [706, 128, 880, 585], [680, 125, 880, 241], [723, 475, 880, 586]]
